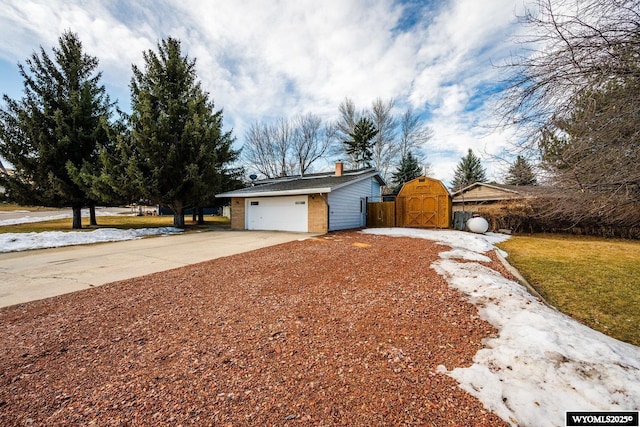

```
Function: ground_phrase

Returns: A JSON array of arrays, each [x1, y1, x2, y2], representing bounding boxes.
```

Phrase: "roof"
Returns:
[[216, 168, 385, 198], [451, 181, 543, 202]]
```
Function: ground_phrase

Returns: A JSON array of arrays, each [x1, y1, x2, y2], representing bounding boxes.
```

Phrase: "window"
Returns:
[[295, 201, 305, 205], [250, 201, 259, 206]]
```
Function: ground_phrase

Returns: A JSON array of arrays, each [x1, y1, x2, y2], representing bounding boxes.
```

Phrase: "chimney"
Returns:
[[335, 161, 343, 177]]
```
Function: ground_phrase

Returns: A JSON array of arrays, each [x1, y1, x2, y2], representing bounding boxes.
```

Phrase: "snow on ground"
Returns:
[[0, 208, 133, 226], [362, 228, 640, 427], [0, 212, 78, 226], [0, 227, 182, 253]]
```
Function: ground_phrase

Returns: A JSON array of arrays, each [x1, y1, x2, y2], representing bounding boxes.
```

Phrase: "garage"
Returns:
[[246, 196, 309, 232], [215, 164, 385, 233]]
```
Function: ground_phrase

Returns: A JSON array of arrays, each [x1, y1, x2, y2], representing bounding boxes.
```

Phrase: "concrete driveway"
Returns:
[[0, 230, 316, 308]]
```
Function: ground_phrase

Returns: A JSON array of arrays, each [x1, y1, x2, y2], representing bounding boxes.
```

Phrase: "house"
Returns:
[[215, 163, 385, 233], [0, 164, 14, 197], [451, 182, 539, 211], [451, 182, 543, 231]]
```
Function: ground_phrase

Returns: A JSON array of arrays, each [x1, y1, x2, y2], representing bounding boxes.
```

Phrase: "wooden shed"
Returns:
[[395, 176, 451, 228]]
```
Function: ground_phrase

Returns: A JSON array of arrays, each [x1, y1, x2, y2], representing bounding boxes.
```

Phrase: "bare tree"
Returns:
[[399, 107, 434, 177], [270, 117, 295, 176], [497, 0, 640, 230], [333, 98, 435, 178], [369, 97, 398, 179], [399, 107, 434, 159], [422, 162, 434, 177], [499, 0, 640, 136], [334, 98, 366, 168], [242, 122, 280, 178], [243, 114, 335, 178], [335, 98, 360, 138], [292, 113, 335, 176]]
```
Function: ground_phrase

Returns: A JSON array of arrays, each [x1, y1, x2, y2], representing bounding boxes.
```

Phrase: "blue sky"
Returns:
[[0, 0, 532, 185]]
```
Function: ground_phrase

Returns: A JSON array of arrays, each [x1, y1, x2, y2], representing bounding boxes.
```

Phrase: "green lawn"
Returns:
[[497, 234, 640, 347]]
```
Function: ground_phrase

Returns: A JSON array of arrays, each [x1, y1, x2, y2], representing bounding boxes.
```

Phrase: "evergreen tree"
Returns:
[[126, 37, 239, 227], [342, 117, 378, 169], [450, 148, 487, 191], [391, 151, 422, 194], [505, 155, 537, 186], [0, 31, 114, 229], [78, 111, 140, 208]]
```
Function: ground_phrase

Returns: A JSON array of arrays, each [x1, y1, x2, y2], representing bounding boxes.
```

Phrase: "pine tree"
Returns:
[[505, 155, 537, 186], [342, 117, 378, 169], [391, 151, 422, 194], [126, 37, 239, 227], [450, 148, 487, 191], [0, 31, 114, 229]]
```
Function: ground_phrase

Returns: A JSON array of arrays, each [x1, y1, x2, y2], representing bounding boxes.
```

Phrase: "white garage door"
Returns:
[[246, 196, 308, 232]]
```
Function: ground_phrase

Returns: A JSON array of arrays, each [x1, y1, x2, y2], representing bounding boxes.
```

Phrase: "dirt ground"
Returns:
[[0, 231, 509, 426]]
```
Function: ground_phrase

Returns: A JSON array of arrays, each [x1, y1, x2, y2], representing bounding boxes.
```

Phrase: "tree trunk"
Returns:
[[72, 205, 82, 229], [173, 200, 185, 228], [192, 209, 197, 223], [197, 206, 205, 225], [89, 204, 98, 226]]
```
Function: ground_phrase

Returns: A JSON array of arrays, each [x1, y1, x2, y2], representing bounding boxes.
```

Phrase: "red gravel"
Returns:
[[0, 231, 508, 426]]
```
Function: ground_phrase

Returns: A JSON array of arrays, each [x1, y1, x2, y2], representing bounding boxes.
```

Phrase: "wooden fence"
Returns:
[[366, 201, 395, 228]]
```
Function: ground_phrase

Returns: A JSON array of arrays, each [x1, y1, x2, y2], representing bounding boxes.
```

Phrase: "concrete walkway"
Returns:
[[0, 230, 316, 308]]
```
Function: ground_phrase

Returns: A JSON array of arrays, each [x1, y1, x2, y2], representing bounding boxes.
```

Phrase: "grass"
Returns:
[[497, 234, 640, 347], [0, 213, 230, 233]]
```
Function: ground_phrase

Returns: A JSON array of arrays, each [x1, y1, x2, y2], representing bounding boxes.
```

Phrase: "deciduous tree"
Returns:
[[242, 114, 334, 178], [399, 107, 433, 160], [242, 122, 281, 178], [498, 0, 640, 229], [369, 97, 398, 179], [291, 113, 334, 176]]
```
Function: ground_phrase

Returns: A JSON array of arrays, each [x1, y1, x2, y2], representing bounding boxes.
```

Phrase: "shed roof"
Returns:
[[216, 168, 385, 198]]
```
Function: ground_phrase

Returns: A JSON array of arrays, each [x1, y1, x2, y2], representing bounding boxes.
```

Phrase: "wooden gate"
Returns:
[[366, 201, 395, 228], [395, 177, 451, 228]]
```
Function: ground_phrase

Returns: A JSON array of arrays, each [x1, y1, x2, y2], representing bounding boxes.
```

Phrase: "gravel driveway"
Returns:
[[0, 231, 508, 426]]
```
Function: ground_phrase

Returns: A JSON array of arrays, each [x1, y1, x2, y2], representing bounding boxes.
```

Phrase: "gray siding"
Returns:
[[328, 178, 379, 231]]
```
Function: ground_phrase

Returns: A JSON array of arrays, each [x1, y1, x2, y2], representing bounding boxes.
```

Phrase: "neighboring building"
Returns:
[[215, 163, 385, 233], [451, 182, 544, 231], [451, 182, 539, 211], [0, 165, 14, 196]]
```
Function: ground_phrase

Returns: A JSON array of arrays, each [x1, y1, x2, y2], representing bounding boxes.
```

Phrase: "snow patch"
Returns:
[[0, 227, 182, 252]]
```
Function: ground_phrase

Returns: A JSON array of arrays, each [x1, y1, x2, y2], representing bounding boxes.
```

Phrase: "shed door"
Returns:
[[246, 196, 308, 232], [404, 195, 442, 228]]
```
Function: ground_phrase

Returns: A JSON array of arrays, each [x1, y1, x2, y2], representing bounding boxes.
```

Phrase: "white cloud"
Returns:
[[0, 0, 535, 185]]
